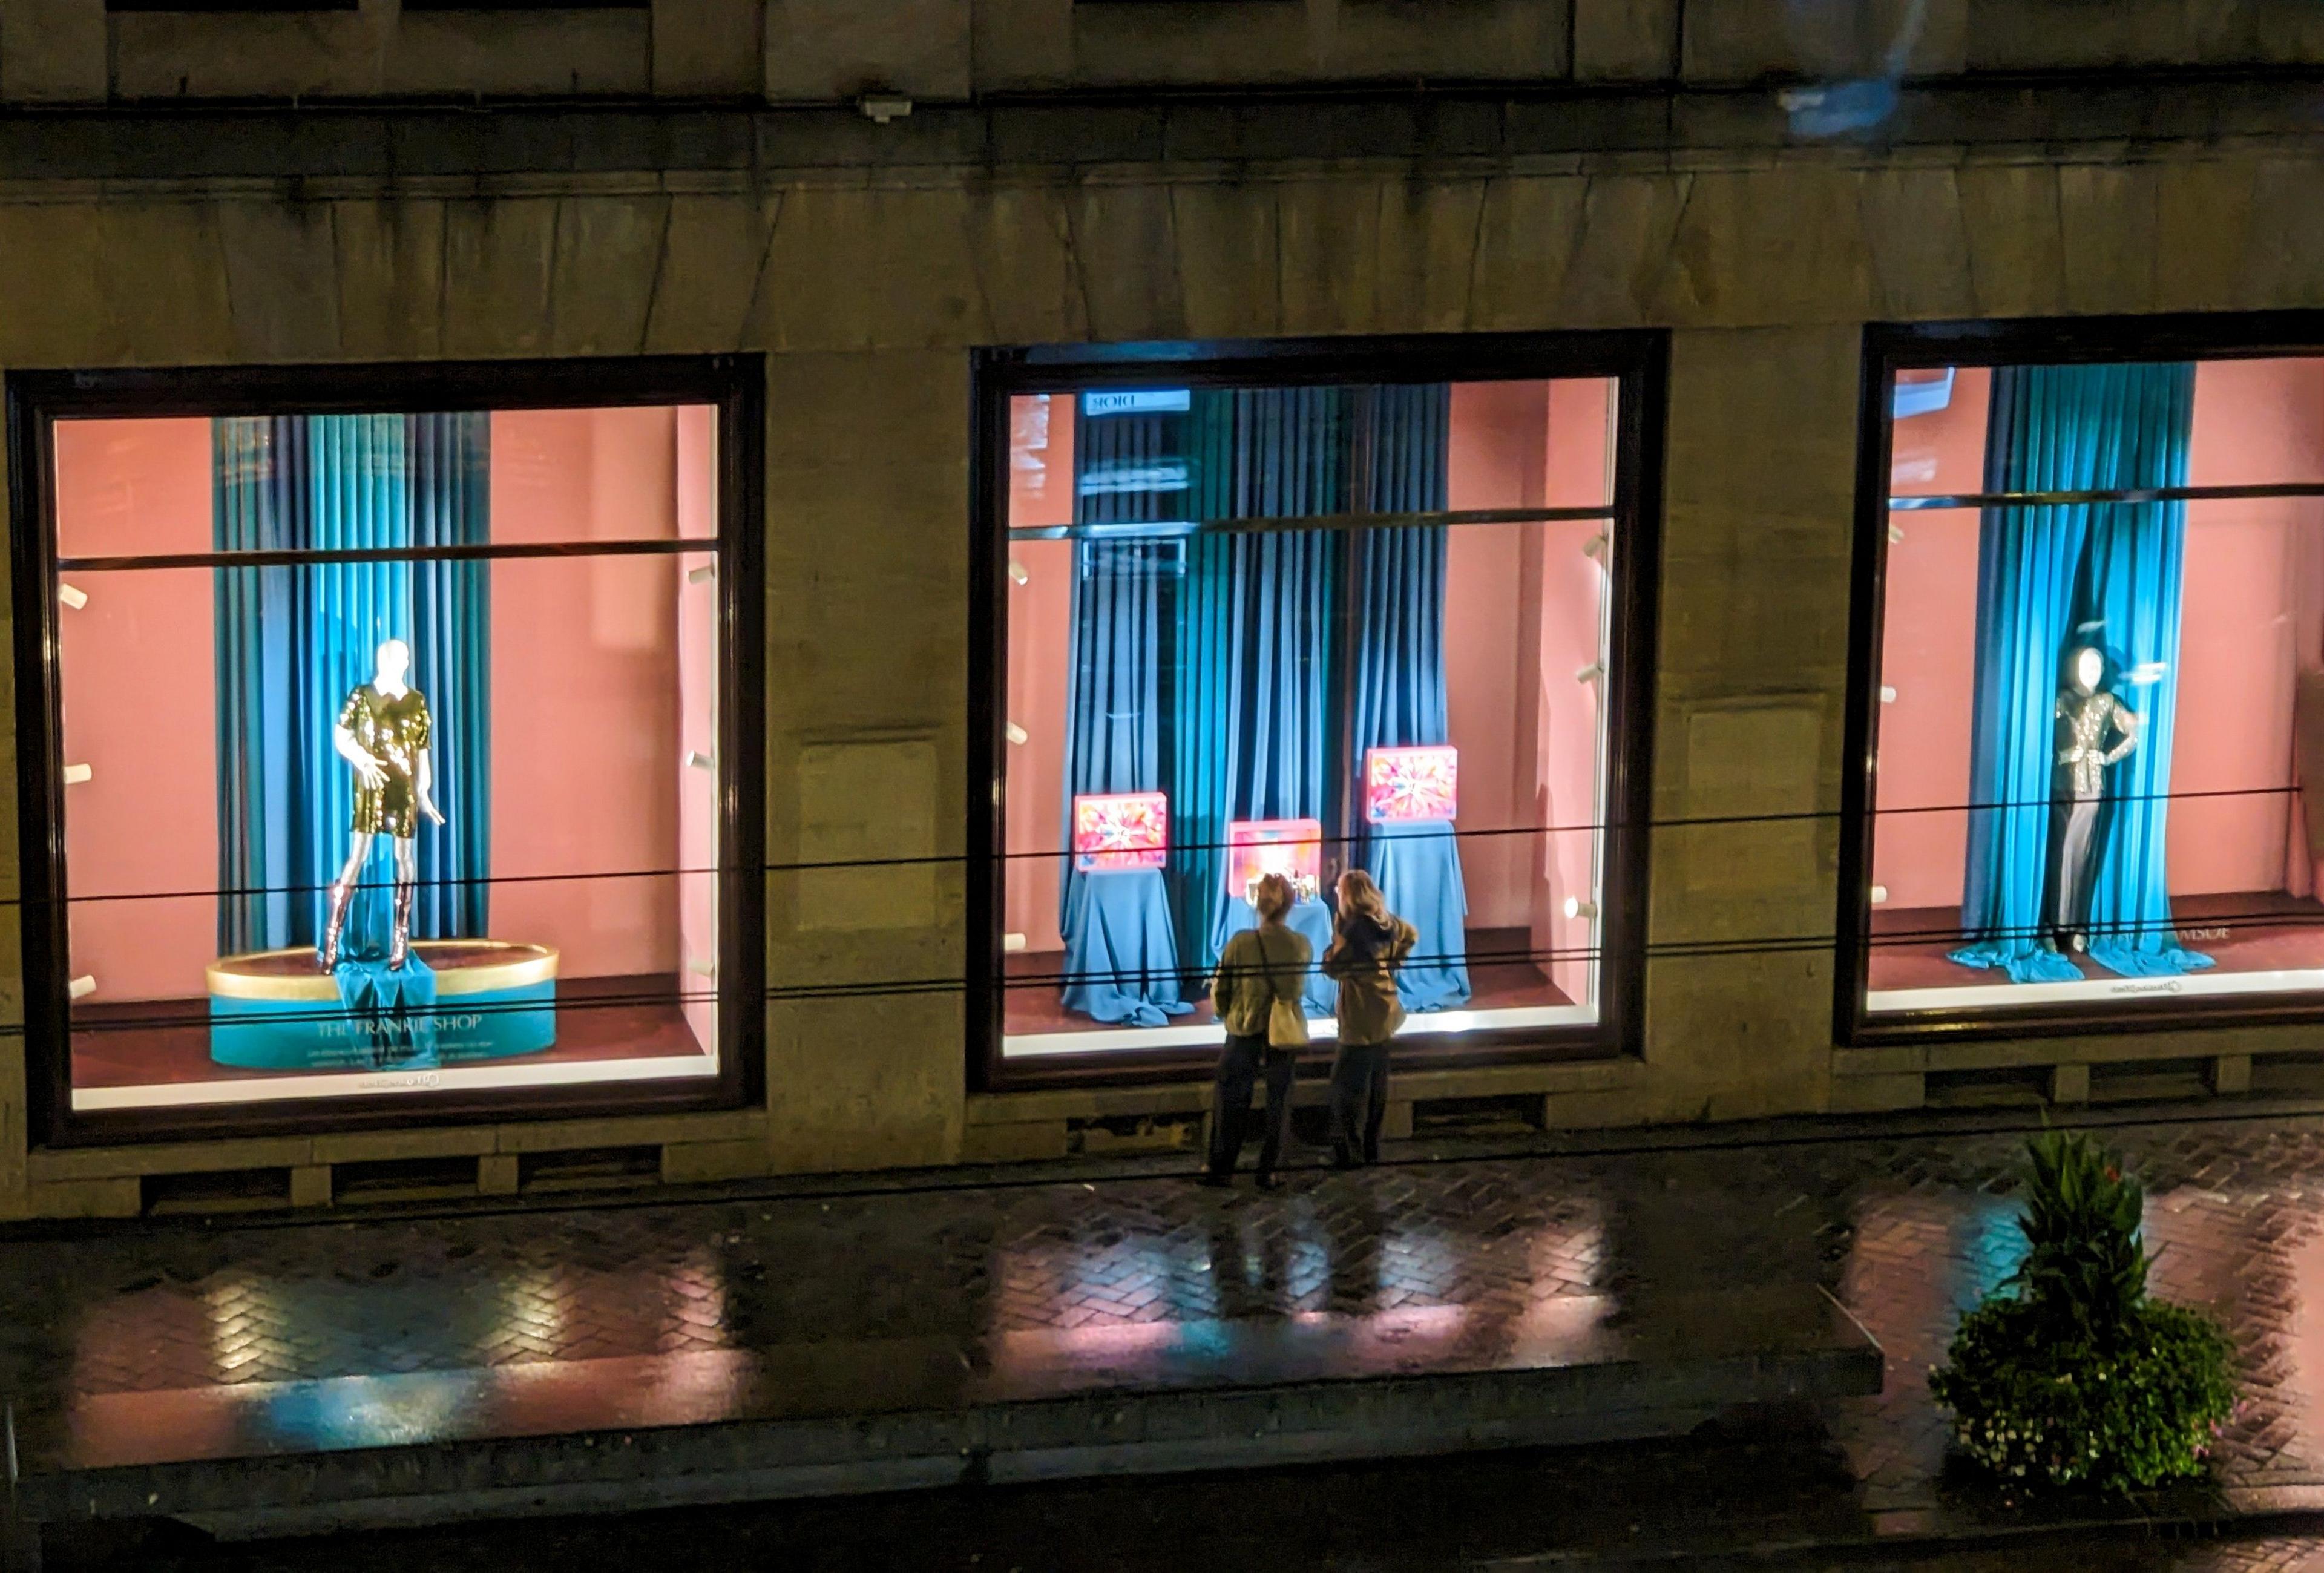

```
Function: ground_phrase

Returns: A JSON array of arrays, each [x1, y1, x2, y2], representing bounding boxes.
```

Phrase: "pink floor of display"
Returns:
[[1868, 890, 2324, 1006]]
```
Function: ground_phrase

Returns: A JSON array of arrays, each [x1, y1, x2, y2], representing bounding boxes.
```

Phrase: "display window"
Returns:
[[11, 359, 764, 1140], [972, 336, 1663, 1085], [1844, 318, 2324, 1040]]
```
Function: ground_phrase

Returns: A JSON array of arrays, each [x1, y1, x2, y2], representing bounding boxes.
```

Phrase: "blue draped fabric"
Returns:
[[1058, 402, 1190, 1025], [407, 413, 492, 939], [1949, 363, 2211, 983], [1172, 389, 1348, 974], [1351, 386, 1469, 1010], [214, 413, 492, 1064], [1063, 384, 1463, 1027]]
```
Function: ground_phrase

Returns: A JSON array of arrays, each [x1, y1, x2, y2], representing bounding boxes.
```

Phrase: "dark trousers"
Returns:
[[1208, 1033, 1297, 1177], [1330, 1043, 1392, 1164]]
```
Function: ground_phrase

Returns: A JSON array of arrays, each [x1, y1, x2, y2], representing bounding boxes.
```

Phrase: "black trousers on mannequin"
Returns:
[[2054, 790, 2101, 944], [1330, 1043, 1392, 1164], [1207, 1034, 1297, 1178]]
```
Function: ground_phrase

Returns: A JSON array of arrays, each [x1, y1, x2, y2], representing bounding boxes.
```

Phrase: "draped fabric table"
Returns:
[[1367, 817, 1472, 1011], [1219, 896, 1337, 1016], [1060, 868, 1192, 1028]]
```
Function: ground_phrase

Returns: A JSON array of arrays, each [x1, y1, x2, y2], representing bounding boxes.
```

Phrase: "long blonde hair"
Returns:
[[1336, 869, 1388, 925]]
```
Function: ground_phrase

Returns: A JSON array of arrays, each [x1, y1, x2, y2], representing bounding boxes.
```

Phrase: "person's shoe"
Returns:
[[1254, 1172, 1285, 1192], [1196, 1171, 1233, 1189]]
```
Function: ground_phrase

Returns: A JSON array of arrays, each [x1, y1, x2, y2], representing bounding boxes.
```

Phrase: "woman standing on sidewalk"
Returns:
[[1200, 872, 1313, 1191], [1321, 870, 1417, 1169]]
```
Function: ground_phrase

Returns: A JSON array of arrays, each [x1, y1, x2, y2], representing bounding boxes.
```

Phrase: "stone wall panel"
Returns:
[[1662, 167, 1874, 326], [1374, 176, 1488, 335], [1956, 163, 2068, 318], [1168, 179, 1279, 340], [440, 195, 559, 358], [2059, 162, 2161, 317], [93, 202, 236, 366], [965, 182, 1086, 345], [1065, 180, 1185, 343], [1468, 174, 1589, 332], [332, 199, 446, 362], [0, 202, 119, 366], [220, 200, 343, 363], [546, 194, 671, 356], [2155, 159, 2257, 314], [1276, 177, 1385, 336], [767, 993, 965, 1173], [2238, 159, 2324, 312], [643, 192, 785, 355], [1858, 167, 1976, 321], [747, 183, 877, 352], [1559, 173, 1691, 329]]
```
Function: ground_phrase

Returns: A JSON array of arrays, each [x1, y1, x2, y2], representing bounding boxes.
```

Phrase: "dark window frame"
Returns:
[[8, 353, 768, 1148], [968, 330, 1668, 1095], [1839, 310, 2324, 1048]]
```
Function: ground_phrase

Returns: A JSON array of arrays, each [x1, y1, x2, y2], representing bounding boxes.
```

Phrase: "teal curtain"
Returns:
[[1170, 389, 1348, 975], [215, 413, 492, 956], [1351, 386, 1469, 1010], [1060, 384, 1461, 1013], [1949, 364, 2212, 982], [407, 413, 492, 939], [1058, 403, 1191, 1025]]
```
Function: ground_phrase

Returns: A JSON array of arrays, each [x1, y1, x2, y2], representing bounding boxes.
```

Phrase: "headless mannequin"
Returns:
[[2052, 644, 2139, 953], [318, 639, 444, 971]]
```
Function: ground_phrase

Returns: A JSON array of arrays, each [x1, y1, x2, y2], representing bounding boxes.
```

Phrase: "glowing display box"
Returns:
[[1229, 818, 1322, 904], [1073, 792, 1169, 871], [1365, 745, 1459, 823]]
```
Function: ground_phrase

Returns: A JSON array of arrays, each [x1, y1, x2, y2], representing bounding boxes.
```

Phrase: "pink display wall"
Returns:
[[675, 404, 720, 1055], [1001, 381, 1615, 1011], [56, 418, 218, 1002], [1003, 395, 1074, 955], [487, 407, 683, 980], [56, 408, 691, 1004], [1532, 379, 1614, 1007], [1872, 359, 2324, 911]]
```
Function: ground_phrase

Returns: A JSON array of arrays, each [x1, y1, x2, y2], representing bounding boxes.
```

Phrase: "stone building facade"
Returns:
[[4, 0, 2323, 1217]]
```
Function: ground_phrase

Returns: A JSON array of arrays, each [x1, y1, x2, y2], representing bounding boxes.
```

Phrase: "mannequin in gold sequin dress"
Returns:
[[2052, 644, 2139, 952], [319, 639, 444, 971]]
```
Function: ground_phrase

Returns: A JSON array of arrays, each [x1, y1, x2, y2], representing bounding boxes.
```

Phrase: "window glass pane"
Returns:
[[999, 376, 1619, 1059], [52, 405, 721, 1112], [1005, 379, 1616, 532], [1866, 355, 2324, 1017], [54, 405, 711, 561], [1886, 358, 2324, 501]]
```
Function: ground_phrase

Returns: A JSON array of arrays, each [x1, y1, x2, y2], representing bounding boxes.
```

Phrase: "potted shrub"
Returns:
[[1928, 1129, 2239, 1493]]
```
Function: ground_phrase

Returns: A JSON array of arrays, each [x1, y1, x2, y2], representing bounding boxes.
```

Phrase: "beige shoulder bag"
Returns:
[[1258, 927, 1310, 1048]]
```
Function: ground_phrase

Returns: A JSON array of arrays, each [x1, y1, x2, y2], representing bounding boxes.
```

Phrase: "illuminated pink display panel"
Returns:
[[1365, 745, 1459, 823], [1073, 792, 1168, 871], [1227, 819, 1322, 904]]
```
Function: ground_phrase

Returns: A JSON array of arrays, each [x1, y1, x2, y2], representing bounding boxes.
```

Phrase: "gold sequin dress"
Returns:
[[2054, 689, 2139, 799], [338, 683, 433, 838]]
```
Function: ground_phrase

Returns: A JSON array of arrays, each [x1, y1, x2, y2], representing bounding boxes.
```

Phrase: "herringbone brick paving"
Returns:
[[15, 1112, 2324, 1523]]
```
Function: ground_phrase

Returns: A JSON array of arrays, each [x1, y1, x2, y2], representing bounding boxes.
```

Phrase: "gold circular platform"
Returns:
[[207, 941, 559, 1003]]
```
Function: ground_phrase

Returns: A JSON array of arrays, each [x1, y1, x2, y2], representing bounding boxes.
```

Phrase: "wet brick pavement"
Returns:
[[14, 1109, 2324, 1537]]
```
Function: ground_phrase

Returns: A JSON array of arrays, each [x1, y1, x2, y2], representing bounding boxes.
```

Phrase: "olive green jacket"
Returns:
[[1210, 924, 1313, 1040]]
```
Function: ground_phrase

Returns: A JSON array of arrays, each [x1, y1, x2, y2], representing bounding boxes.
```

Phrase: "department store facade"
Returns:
[[4, 0, 2323, 1217]]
